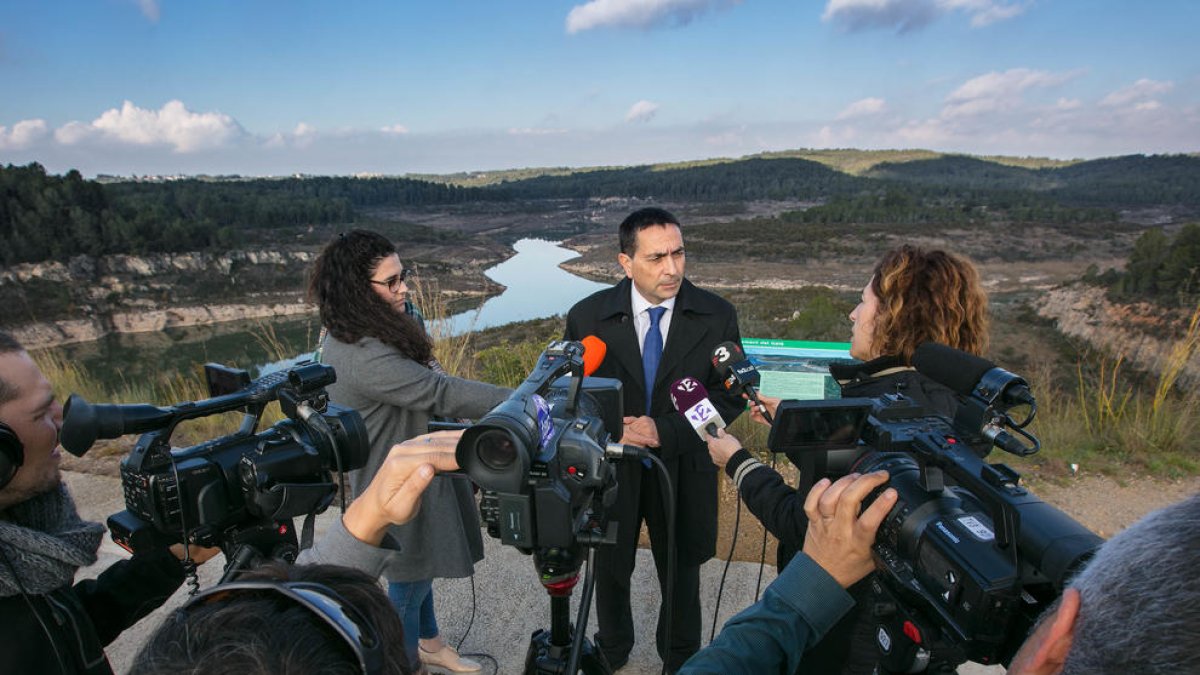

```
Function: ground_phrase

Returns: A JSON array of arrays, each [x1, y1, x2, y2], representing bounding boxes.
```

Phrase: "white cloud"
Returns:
[[381, 124, 410, 135], [0, 119, 49, 150], [52, 100, 243, 152], [1055, 97, 1081, 110], [566, 0, 741, 34], [942, 68, 1078, 118], [625, 99, 660, 123], [136, 0, 160, 22], [822, 0, 1026, 33], [1100, 78, 1174, 107], [836, 97, 887, 120], [508, 127, 568, 136]]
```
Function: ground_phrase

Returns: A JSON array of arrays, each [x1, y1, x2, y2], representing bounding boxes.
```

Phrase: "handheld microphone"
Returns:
[[711, 341, 773, 425], [670, 377, 726, 439], [580, 335, 607, 377], [911, 342, 1036, 410]]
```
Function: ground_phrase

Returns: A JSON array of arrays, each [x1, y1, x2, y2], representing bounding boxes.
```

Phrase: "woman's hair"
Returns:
[[307, 230, 432, 364], [869, 244, 989, 362], [133, 562, 412, 674]]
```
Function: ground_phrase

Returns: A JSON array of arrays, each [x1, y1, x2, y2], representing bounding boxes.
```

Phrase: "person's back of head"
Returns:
[[869, 244, 989, 362], [1059, 492, 1200, 674], [133, 562, 412, 675]]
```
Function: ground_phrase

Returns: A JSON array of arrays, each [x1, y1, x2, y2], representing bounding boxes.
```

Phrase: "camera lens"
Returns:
[[476, 429, 519, 471]]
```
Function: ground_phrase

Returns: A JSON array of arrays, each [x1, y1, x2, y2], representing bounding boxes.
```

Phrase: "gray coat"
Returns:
[[322, 336, 510, 582]]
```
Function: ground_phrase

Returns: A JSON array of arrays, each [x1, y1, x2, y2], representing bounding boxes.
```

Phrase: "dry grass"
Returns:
[[1019, 304, 1200, 477]]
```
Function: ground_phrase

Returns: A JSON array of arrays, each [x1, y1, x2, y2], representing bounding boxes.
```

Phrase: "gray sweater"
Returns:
[[322, 336, 510, 581]]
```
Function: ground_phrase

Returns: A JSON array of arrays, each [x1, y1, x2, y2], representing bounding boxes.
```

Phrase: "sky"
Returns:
[[1, 0, 1197, 177]]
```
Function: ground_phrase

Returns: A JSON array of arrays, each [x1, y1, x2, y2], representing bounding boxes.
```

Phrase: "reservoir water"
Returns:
[[45, 238, 611, 391]]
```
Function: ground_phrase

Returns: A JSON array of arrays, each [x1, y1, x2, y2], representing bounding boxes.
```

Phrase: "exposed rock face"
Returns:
[[12, 303, 316, 350], [1033, 284, 1199, 386], [2, 250, 318, 349]]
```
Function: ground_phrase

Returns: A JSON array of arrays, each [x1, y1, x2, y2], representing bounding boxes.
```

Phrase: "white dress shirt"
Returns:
[[631, 284, 676, 356]]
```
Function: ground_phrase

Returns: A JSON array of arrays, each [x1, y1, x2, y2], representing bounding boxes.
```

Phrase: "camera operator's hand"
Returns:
[[621, 415, 660, 448], [706, 428, 743, 468], [802, 471, 897, 588], [747, 393, 781, 427], [342, 430, 464, 546]]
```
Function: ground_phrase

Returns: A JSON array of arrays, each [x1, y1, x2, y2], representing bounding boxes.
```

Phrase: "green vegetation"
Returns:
[[1105, 223, 1200, 306], [0, 163, 501, 264]]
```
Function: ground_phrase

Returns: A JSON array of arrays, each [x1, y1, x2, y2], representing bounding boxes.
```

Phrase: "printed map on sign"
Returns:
[[740, 339, 854, 401]]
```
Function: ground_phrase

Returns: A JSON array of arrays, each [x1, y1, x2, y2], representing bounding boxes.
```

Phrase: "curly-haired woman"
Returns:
[[706, 244, 989, 674], [309, 230, 511, 674]]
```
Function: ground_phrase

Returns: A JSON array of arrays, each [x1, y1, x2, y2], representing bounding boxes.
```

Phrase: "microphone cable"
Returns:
[[709, 485, 742, 642], [453, 572, 499, 675]]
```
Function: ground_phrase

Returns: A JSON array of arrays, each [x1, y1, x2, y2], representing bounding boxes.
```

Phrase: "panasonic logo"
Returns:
[[936, 521, 961, 544]]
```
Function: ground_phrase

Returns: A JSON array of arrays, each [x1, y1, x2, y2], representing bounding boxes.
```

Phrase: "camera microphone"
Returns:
[[711, 341, 773, 425], [911, 342, 1036, 409], [670, 377, 726, 439], [580, 335, 607, 377]]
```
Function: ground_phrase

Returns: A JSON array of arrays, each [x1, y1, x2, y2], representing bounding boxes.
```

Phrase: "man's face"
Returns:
[[619, 224, 686, 306], [0, 351, 64, 509]]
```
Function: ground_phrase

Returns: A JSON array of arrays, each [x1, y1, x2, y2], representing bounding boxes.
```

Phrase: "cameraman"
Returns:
[[0, 332, 217, 674], [680, 470, 898, 674], [706, 245, 990, 674], [133, 431, 466, 675], [1006, 491, 1200, 674]]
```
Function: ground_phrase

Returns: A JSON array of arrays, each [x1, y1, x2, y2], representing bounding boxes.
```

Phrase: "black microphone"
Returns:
[[911, 342, 1035, 409], [669, 377, 727, 439], [711, 341, 773, 425]]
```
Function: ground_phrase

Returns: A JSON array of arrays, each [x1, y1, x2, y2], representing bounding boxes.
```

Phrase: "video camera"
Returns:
[[456, 339, 624, 555], [768, 343, 1102, 672], [61, 362, 369, 567]]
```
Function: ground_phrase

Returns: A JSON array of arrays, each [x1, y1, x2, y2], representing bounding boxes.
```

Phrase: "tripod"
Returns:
[[523, 532, 614, 675]]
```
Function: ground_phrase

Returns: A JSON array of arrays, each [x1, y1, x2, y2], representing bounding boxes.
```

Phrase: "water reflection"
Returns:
[[441, 238, 609, 335], [43, 238, 613, 389]]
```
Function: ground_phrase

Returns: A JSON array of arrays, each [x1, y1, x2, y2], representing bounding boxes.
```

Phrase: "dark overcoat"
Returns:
[[564, 277, 743, 564]]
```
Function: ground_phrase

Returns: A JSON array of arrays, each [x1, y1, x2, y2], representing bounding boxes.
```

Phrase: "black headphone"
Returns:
[[0, 421, 23, 490], [179, 580, 383, 675]]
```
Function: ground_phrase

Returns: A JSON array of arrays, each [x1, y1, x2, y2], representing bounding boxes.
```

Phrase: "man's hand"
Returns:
[[620, 415, 660, 447], [801, 471, 897, 588], [342, 430, 464, 546], [705, 428, 743, 468], [747, 393, 781, 427]]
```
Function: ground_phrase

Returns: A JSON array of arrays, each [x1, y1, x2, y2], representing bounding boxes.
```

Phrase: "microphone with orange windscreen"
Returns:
[[580, 335, 607, 376]]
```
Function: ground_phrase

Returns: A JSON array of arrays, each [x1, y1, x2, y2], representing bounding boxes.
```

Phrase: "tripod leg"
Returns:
[[578, 646, 612, 675]]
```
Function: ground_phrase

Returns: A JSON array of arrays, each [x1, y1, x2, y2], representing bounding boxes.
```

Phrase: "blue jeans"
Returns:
[[388, 579, 440, 666]]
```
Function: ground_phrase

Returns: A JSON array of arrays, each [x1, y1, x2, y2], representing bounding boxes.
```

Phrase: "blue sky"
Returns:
[[1, 0, 1197, 176]]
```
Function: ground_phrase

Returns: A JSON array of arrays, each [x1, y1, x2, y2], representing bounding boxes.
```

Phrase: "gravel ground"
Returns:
[[64, 470, 1200, 674]]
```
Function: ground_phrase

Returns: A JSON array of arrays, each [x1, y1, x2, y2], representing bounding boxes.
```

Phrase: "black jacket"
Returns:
[[0, 547, 186, 674], [565, 277, 743, 564], [723, 355, 960, 675]]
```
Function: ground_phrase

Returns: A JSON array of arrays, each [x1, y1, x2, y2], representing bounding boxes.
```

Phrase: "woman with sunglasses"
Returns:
[[309, 230, 511, 674]]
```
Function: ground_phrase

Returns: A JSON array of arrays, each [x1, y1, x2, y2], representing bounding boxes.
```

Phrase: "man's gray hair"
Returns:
[[0, 332, 26, 406], [1060, 492, 1200, 674]]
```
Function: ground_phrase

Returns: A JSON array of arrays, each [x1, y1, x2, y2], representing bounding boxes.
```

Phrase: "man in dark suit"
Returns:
[[564, 207, 743, 672]]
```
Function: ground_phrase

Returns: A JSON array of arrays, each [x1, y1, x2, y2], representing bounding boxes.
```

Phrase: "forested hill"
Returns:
[[479, 157, 865, 201], [4, 151, 1199, 265], [865, 154, 1200, 206], [0, 164, 503, 264]]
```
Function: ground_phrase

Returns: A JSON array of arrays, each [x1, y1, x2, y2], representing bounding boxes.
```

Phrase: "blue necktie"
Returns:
[[642, 306, 667, 415]]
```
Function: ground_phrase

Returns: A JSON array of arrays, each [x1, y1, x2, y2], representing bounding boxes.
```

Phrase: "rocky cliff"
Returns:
[[1034, 284, 1199, 386]]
